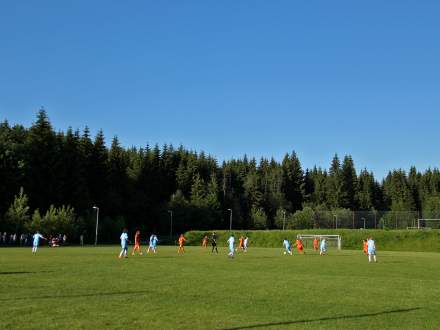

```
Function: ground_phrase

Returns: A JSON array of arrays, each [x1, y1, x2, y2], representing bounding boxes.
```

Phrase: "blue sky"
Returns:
[[1, 1, 439, 178]]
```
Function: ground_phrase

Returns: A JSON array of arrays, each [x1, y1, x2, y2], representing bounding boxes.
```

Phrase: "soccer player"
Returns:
[[211, 232, 218, 253], [147, 233, 156, 254], [178, 234, 186, 254], [237, 236, 244, 251], [283, 238, 292, 255], [313, 237, 319, 251], [32, 231, 46, 254], [320, 238, 327, 256], [363, 239, 368, 255], [227, 234, 235, 258], [131, 230, 143, 256], [294, 238, 305, 254], [202, 235, 209, 248], [367, 237, 377, 263], [243, 236, 249, 253], [119, 229, 129, 259]]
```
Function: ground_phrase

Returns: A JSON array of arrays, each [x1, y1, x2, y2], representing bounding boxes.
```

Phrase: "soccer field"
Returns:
[[1, 246, 439, 329]]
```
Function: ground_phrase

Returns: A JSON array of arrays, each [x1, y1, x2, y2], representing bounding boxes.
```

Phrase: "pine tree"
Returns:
[[25, 108, 58, 211], [340, 155, 358, 209], [190, 173, 206, 207], [327, 154, 342, 208], [281, 152, 304, 212]]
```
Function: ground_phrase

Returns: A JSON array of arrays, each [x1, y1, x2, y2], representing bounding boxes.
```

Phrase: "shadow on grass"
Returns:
[[0, 271, 54, 275], [0, 290, 151, 302], [220, 307, 421, 330]]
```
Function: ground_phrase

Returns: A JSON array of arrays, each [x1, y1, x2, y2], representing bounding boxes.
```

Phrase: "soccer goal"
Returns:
[[417, 219, 440, 230], [296, 234, 342, 250]]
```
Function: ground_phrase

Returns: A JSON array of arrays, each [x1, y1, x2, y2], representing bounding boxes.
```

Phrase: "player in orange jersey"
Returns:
[[202, 235, 208, 248], [237, 236, 245, 251], [313, 237, 319, 251], [295, 239, 305, 254], [363, 239, 368, 255], [178, 234, 186, 253], [131, 230, 143, 256]]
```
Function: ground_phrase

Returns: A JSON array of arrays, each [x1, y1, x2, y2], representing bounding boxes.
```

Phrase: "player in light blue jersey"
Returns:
[[149, 234, 159, 254], [367, 237, 377, 263], [32, 231, 46, 254], [147, 234, 156, 254], [320, 239, 327, 256], [227, 235, 235, 258], [283, 239, 292, 255], [118, 229, 129, 259]]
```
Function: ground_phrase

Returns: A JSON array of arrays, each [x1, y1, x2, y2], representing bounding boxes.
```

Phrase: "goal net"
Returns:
[[416, 219, 440, 230], [296, 234, 342, 250]]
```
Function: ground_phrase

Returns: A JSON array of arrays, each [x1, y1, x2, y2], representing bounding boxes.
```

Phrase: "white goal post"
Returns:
[[296, 234, 342, 250], [417, 219, 440, 229]]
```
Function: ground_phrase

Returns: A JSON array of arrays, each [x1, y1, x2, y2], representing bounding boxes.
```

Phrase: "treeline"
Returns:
[[1, 109, 440, 241]]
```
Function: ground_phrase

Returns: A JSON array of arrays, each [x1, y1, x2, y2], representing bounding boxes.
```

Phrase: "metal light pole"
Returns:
[[168, 210, 173, 240], [93, 206, 99, 246], [362, 217, 366, 229], [228, 208, 233, 231], [333, 214, 338, 229], [282, 210, 286, 231]]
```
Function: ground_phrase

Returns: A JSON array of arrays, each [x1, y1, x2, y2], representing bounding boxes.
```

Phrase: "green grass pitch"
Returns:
[[1, 246, 440, 329]]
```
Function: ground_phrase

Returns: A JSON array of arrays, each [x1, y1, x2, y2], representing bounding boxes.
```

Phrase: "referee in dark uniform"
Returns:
[[211, 232, 218, 253]]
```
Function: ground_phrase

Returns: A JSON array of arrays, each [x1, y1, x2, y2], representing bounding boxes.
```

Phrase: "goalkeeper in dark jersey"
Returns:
[[211, 232, 218, 253]]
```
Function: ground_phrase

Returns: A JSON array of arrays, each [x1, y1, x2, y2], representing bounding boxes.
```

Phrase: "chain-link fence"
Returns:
[[291, 211, 421, 230]]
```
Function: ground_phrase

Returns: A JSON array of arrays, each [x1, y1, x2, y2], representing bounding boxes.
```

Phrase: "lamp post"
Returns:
[[227, 208, 233, 231], [362, 217, 366, 230], [333, 214, 338, 229], [93, 206, 99, 246], [168, 210, 173, 240], [282, 210, 286, 231]]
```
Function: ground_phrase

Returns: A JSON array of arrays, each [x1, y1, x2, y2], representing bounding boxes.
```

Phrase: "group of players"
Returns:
[[29, 229, 377, 263], [282, 237, 327, 256], [281, 236, 377, 262]]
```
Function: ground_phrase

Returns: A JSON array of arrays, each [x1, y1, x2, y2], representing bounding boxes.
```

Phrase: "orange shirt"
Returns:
[[179, 236, 186, 246], [313, 239, 318, 247], [135, 233, 140, 245], [239, 237, 244, 246], [296, 240, 303, 248]]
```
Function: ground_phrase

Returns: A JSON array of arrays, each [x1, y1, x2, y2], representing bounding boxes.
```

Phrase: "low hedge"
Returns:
[[184, 229, 440, 252]]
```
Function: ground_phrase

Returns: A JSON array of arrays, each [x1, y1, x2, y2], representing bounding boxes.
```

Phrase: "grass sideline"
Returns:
[[1, 246, 440, 329], [185, 229, 440, 252]]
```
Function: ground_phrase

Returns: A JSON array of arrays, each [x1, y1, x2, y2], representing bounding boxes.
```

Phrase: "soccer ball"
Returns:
[[283, 251, 287, 255]]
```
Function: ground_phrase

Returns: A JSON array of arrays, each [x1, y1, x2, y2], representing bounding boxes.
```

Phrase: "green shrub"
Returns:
[[184, 229, 440, 252]]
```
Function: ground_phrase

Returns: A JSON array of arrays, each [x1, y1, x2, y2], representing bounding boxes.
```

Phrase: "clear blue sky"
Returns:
[[1, 1, 439, 178]]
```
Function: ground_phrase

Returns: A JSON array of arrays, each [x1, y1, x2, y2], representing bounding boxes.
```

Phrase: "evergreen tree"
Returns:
[[281, 152, 304, 212], [327, 154, 342, 208], [340, 155, 358, 209]]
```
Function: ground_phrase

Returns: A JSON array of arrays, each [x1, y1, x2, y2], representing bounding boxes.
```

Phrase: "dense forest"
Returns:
[[1, 109, 440, 242]]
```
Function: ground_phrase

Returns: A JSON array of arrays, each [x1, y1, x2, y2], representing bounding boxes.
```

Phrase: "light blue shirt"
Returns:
[[283, 240, 290, 249], [320, 240, 327, 249], [227, 236, 235, 248], [33, 233, 43, 246], [367, 239, 375, 250], [152, 235, 158, 247], [120, 233, 129, 247]]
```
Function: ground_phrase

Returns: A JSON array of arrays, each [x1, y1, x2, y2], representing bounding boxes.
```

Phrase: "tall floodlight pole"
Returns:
[[168, 210, 173, 240], [362, 217, 366, 230], [282, 210, 286, 231], [228, 208, 233, 231], [334, 214, 338, 229], [93, 206, 99, 246]]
